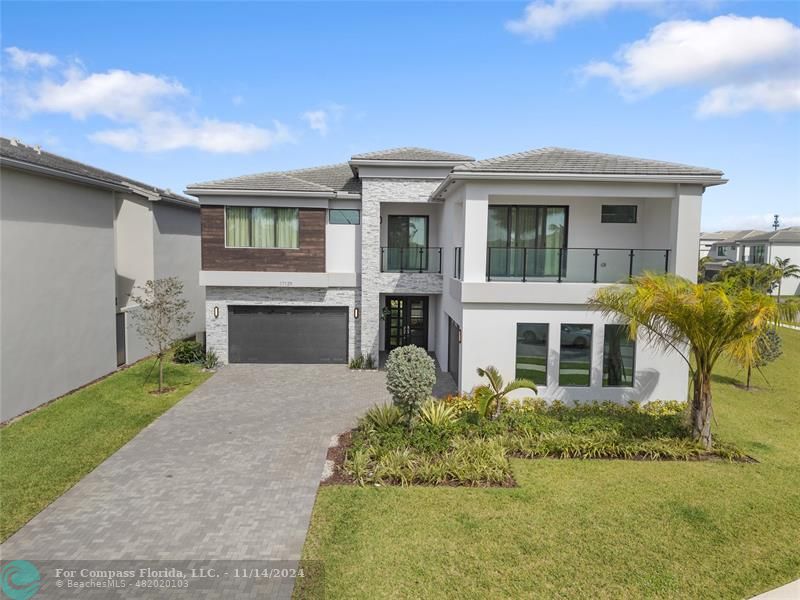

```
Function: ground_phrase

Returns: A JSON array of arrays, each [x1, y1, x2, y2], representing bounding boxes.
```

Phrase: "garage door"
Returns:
[[228, 306, 348, 364]]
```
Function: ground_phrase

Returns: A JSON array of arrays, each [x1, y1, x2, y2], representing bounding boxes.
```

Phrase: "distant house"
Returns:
[[0, 138, 204, 422], [703, 227, 800, 295]]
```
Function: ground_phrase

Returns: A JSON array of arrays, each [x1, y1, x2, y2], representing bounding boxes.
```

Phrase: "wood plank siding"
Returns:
[[201, 206, 325, 272]]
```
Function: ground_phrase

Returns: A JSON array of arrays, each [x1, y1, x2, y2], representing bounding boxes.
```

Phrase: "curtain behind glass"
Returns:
[[226, 207, 251, 247], [252, 207, 275, 248], [543, 207, 566, 276], [276, 208, 298, 248]]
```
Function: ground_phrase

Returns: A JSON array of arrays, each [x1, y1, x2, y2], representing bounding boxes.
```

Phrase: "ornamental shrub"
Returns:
[[385, 345, 436, 422], [173, 340, 204, 363]]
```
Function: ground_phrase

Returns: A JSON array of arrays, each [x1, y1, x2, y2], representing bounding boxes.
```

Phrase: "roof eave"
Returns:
[[1, 157, 131, 193], [431, 171, 727, 199], [184, 187, 361, 200]]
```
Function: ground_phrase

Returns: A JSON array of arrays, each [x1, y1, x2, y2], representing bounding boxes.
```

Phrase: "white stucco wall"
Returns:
[[459, 304, 689, 403], [1, 168, 117, 421], [769, 243, 800, 296]]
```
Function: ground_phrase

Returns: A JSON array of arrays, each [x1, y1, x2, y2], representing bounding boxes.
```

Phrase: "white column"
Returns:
[[462, 185, 489, 282], [669, 184, 703, 279]]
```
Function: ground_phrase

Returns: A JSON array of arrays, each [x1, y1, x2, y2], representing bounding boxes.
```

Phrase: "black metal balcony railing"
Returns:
[[381, 247, 442, 273], [454, 247, 463, 280], [486, 247, 670, 283]]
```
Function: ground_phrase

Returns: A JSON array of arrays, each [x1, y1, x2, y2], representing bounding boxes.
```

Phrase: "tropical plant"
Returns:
[[130, 277, 193, 392], [203, 348, 219, 370], [385, 345, 436, 423], [417, 399, 458, 427], [363, 404, 404, 430], [349, 354, 365, 369], [473, 366, 537, 420], [589, 273, 795, 449], [773, 256, 800, 305], [718, 262, 780, 294]]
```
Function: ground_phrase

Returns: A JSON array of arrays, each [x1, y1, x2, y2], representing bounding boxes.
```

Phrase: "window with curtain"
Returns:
[[225, 207, 298, 248], [487, 205, 567, 278]]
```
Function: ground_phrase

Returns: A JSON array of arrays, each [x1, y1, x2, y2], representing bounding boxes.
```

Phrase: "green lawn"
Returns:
[[298, 329, 800, 599], [0, 357, 211, 542]]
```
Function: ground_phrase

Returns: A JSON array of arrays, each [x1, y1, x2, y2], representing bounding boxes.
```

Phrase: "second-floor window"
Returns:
[[750, 245, 766, 264], [601, 205, 638, 223], [487, 205, 567, 278], [225, 207, 299, 249], [717, 246, 726, 257]]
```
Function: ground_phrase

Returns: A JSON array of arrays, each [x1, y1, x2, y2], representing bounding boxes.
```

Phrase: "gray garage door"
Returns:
[[228, 306, 348, 364]]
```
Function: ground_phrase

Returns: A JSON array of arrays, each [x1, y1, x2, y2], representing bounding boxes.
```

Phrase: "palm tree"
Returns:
[[474, 366, 537, 420], [588, 274, 792, 449], [773, 257, 800, 305]]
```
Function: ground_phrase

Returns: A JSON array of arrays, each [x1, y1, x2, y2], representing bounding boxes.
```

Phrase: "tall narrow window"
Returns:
[[225, 207, 299, 248], [603, 324, 635, 387], [516, 323, 548, 385], [559, 324, 592, 386]]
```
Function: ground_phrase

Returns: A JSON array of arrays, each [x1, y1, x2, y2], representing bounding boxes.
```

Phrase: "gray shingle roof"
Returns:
[[188, 162, 361, 194], [284, 163, 362, 194], [350, 147, 474, 162], [742, 227, 800, 243], [454, 147, 723, 176], [0, 137, 195, 206], [714, 230, 768, 244]]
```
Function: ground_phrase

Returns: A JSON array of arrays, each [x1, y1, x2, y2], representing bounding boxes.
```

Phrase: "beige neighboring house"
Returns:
[[0, 138, 204, 422]]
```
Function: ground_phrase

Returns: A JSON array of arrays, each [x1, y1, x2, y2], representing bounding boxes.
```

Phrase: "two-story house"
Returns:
[[187, 147, 725, 403], [1, 137, 205, 422]]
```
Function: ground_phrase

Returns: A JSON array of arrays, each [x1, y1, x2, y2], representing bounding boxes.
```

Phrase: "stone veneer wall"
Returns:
[[205, 286, 359, 364], [360, 178, 443, 363]]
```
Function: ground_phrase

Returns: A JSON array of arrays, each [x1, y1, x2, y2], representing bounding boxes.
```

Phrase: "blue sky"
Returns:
[[2, 1, 799, 231]]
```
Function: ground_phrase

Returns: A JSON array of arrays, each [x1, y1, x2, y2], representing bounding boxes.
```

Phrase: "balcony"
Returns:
[[381, 247, 442, 273], [486, 247, 670, 283]]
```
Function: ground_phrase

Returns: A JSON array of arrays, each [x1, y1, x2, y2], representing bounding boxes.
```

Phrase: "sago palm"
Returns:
[[773, 257, 800, 306], [589, 273, 794, 449], [474, 366, 537, 420]]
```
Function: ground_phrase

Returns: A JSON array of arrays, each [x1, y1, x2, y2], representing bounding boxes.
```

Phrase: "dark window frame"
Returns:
[[602, 324, 636, 388], [558, 323, 593, 387], [601, 205, 638, 224], [328, 208, 361, 225], [516, 323, 549, 386]]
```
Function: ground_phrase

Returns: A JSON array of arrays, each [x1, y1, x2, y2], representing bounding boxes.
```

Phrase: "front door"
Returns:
[[385, 296, 428, 352]]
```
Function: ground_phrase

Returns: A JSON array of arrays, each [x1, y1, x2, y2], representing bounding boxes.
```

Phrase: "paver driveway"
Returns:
[[1, 365, 389, 593]]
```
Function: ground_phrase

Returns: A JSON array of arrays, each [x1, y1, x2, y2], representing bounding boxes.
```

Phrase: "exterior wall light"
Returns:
[[353, 307, 360, 319], [213, 306, 220, 318], [458, 327, 462, 343]]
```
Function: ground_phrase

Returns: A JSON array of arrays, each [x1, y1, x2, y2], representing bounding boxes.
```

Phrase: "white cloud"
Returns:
[[507, 0, 665, 39], [90, 114, 293, 153], [301, 104, 345, 136], [581, 15, 800, 116], [3, 48, 294, 153], [4, 46, 58, 70]]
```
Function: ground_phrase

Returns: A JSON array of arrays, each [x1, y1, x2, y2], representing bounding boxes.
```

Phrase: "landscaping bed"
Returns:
[[324, 398, 749, 488]]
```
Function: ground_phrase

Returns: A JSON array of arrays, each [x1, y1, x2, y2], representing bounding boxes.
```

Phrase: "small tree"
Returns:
[[385, 345, 436, 423], [741, 329, 783, 390], [474, 366, 537, 420], [773, 257, 800, 306], [130, 277, 193, 392], [718, 263, 780, 294]]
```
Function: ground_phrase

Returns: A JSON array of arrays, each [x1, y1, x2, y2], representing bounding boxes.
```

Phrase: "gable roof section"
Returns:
[[350, 147, 474, 162], [187, 162, 361, 195], [454, 147, 723, 177], [0, 137, 196, 207], [742, 227, 800, 243]]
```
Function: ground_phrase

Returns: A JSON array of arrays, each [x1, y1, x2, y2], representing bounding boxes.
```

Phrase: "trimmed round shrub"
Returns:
[[385, 345, 436, 421]]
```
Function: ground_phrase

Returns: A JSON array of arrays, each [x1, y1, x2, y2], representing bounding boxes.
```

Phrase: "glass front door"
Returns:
[[387, 216, 429, 271], [385, 296, 428, 351]]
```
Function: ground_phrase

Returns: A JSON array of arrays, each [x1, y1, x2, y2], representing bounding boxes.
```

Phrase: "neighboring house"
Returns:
[[0, 138, 204, 422], [699, 230, 732, 259], [187, 146, 725, 403], [702, 229, 766, 279]]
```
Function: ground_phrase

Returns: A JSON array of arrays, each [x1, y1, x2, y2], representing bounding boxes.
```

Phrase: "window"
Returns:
[[487, 205, 568, 278], [750, 245, 766, 264], [603, 324, 635, 387], [601, 205, 637, 223], [225, 207, 299, 248], [717, 245, 726, 257], [386, 215, 429, 271], [329, 209, 360, 225], [559, 324, 592, 386], [516, 323, 548, 385]]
